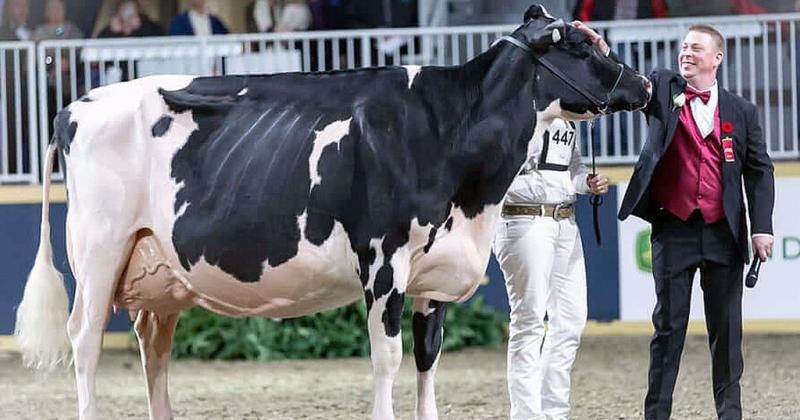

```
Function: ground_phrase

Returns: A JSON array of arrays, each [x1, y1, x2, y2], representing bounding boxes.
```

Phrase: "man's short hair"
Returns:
[[687, 24, 725, 53]]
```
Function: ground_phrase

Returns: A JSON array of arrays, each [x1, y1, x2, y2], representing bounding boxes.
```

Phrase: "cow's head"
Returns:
[[513, 5, 651, 118]]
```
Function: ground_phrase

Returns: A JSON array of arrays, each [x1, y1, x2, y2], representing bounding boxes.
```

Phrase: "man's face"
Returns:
[[189, 0, 205, 11], [678, 31, 722, 80]]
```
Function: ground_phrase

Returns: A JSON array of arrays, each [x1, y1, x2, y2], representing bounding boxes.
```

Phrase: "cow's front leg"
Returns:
[[362, 245, 409, 420], [366, 288, 405, 420], [412, 298, 447, 420]]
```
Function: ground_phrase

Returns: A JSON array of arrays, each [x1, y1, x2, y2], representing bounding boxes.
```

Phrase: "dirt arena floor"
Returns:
[[1, 334, 798, 419]]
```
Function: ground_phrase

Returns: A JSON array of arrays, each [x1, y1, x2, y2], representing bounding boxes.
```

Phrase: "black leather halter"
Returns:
[[496, 34, 625, 115]]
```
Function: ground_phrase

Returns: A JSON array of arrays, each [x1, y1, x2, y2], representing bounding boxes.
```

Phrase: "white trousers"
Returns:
[[493, 215, 588, 420]]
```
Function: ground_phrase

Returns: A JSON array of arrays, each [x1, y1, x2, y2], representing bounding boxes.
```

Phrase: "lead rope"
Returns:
[[589, 119, 603, 246]]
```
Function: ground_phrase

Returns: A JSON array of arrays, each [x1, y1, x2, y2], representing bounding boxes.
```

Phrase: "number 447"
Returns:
[[552, 130, 575, 146]]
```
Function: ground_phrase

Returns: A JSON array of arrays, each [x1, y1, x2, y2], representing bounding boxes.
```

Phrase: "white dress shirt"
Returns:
[[687, 81, 718, 139]]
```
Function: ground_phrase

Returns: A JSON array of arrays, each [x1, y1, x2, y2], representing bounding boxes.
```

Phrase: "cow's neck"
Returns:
[[448, 43, 538, 218]]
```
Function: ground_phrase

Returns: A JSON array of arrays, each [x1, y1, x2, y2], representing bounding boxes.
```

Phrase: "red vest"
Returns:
[[651, 102, 724, 223]]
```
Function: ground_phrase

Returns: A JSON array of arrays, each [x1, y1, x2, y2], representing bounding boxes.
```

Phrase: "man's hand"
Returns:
[[587, 174, 609, 195], [572, 20, 610, 56], [752, 235, 774, 262]]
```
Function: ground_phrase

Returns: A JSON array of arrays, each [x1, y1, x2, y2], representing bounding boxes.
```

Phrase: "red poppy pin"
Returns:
[[722, 121, 734, 133]]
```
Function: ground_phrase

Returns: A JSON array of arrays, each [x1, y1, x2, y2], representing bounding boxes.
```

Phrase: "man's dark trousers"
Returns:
[[644, 210, 744, 420]]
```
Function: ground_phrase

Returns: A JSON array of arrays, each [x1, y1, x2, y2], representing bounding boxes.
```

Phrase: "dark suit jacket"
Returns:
[[618, 68, 775, 261], [168, 12, 229, 36]]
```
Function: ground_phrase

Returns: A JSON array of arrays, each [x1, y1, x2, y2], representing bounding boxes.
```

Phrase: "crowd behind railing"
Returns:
[[0, 0, 799, 183], [3, 0, 800, 44]]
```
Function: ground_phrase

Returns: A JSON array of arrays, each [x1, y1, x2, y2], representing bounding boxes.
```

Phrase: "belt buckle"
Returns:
[[553, 203, 563, 220], [538, 204, 546, 217]]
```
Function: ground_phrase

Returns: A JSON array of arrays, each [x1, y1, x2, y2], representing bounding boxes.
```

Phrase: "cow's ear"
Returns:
[[530, 20, 565, 51], [524, 4, 555, 23]]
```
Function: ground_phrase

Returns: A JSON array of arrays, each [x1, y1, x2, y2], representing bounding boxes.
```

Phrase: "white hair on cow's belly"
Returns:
[[403, 65, 422, 89]]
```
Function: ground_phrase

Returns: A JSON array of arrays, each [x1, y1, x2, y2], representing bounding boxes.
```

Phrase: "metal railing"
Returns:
[[0, 13, 798, 184], [0, 41, 38, 184]]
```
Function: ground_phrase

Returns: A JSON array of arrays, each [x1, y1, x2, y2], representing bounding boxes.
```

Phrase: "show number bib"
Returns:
[[539, 121, 576, 171]]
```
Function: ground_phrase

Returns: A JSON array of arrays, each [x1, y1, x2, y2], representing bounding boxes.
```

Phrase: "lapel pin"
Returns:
[[722, 121, 733, 133]]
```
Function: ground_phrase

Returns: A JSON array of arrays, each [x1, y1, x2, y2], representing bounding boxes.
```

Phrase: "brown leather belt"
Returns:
[[502, 203, 575, 220]]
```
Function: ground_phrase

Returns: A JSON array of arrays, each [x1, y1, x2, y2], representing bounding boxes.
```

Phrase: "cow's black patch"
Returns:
[[444, 217, 454, 231], [371, 226, 410, 299], [423, 227, 437, 253], [358, 246, 376, 287], [373, 265, 393, 299], [52, 109, 77, 155], [412, 300, 447, 372], [151, 115, 173, 138], [364, 289, 374, 313], [381, 289, 405, 337]]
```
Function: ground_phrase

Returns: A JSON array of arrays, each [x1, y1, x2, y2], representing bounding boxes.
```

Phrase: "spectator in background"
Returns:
[[305, 0, 326, 31], [169, 0, 228, 36], [339, 0, 418, 66], [33, 0, 82, 40], [573, 0, 668, 21], [342, 0, 417, 29], [98, 0, 162, 38], [246, 0, 311, 33], [0, 0, 32, 40], [0, 0, 33, 175], [665, 0, 732, 17]]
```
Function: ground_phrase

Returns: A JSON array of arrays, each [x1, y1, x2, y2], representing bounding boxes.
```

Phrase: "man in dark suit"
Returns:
[[582, 23, 775, 420]]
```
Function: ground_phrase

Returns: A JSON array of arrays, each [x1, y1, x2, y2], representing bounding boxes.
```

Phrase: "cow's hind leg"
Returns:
[[412, 298, 447, 420], [133, 311, 179, 420], [67, 233, 135, 420]]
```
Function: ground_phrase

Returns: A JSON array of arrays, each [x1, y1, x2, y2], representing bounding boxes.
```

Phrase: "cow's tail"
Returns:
[[15, 143, 71, 373]]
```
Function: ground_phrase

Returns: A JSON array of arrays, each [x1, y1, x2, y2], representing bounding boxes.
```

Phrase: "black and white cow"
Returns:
[[15, 5, 650, 420]]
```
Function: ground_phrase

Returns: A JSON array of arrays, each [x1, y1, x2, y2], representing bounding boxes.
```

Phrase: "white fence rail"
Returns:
[[0, 13, 798, 184], [0, 41, 38, 184]]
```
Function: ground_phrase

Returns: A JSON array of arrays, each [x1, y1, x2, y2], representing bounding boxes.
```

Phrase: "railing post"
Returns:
[[360, 34, 371, 68], [36, 41, 49, 184]]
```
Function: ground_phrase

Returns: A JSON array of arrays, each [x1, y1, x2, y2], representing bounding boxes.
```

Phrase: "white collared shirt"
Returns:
[[188, 9, 212, 36], [687, 81, 718, 139]]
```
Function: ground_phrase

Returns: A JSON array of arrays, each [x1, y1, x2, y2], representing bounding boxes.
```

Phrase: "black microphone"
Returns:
[[745, 257, 762, 288]]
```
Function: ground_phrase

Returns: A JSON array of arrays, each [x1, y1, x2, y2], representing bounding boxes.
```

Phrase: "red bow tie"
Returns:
[[684, 87, 711, 104]]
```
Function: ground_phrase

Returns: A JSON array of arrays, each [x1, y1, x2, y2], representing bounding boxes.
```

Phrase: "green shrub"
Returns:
[[169, 295, 508, 361]]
